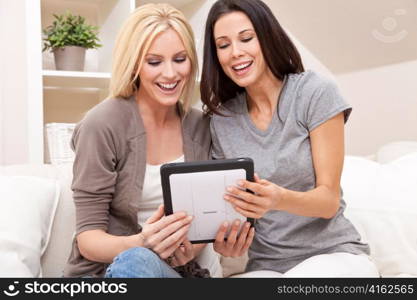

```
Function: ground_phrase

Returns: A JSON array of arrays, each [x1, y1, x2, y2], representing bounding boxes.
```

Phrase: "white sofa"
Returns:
[[1, 141, 417, 278]]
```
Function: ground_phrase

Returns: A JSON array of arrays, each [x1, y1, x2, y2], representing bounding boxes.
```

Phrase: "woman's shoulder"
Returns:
[[184, 107, 210, 130], [285, 70, 350, 126], [183, 107, 211, 144], [75, 96, 139, 139], [211, 93, 244, 122], [288, 70, 338, 98], [85, 96, 134, 121], [185, 106, 205, 118]]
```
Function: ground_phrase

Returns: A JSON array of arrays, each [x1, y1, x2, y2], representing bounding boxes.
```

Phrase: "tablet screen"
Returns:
[[169, 168, 247, 242]]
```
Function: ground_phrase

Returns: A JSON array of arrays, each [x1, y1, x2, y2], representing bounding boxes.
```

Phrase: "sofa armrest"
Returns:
[[0, 163, 75, 277]]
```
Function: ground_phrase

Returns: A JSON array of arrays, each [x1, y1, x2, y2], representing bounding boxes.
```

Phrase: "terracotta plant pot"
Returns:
[[53, 46, 86, 71]]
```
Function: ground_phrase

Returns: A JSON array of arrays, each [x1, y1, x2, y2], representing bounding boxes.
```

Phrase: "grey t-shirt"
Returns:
[[211, 70, 370, 273]]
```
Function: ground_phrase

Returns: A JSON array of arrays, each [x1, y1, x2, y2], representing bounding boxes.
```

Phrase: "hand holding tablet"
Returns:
[[160, 158, 255, 243]]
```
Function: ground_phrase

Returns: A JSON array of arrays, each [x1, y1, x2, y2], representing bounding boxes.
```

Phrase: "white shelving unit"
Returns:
[[43, 70, 111, 89], [38, 0, 135, 163], [25, 0, 211, 163]]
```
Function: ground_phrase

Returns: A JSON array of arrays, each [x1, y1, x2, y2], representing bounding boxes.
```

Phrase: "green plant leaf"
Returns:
[[42, 10, 102, 52]]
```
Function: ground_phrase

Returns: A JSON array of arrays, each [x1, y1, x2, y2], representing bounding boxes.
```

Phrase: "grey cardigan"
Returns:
[[63, 96, 211, 277]]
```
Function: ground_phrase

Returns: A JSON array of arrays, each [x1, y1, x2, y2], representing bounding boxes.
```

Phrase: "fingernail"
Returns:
[[237, 180, 244, 186], [223, 221, 228, 227], [224, 194, 230, 201], [234, 220, 240, 226], [227, 186, 233, 192], [178, 211, 186, 217], [187, 215, 193, 221], [245, 222, 250, 228]]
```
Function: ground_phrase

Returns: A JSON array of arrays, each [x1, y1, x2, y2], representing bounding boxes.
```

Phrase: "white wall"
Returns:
[[265, 0, 417, 156], [181, 0, 216, 73], [337, 60, 417, 156], [0, 0, 44, 165], [2, 0, 415, 164], [0, 0, 5, 164], [0, 0, 30, 165], [264, 0, 417, 74]]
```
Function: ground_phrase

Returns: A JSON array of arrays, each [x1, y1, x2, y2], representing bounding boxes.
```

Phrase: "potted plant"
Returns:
[[42, 11, 102, 71]]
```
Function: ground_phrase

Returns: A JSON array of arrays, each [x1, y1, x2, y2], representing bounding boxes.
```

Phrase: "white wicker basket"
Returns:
[[45, 123, 76, 165]]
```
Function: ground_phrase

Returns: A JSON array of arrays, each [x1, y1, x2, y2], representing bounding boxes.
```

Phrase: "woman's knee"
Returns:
[[118, 247, 160, 264], [105, 247, 163, 278]]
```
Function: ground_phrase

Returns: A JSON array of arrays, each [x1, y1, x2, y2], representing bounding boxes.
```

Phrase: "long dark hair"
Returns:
[[200, 0, 304, 115]]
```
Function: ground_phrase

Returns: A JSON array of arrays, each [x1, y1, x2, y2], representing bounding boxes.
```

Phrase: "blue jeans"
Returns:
[[104, 247, 181, 278]]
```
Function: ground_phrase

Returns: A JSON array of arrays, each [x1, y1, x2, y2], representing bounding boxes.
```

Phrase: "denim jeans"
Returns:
[[104, 247, 181, 278]]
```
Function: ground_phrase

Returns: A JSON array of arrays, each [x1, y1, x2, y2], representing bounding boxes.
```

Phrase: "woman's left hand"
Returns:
[[168, 239, 205, 267], [224, 174, 285, 219]]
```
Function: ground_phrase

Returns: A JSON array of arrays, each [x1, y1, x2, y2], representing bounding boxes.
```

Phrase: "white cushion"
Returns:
[[376, 141, 417, 164], [0, 163, 76, 277], [0, 176, 60, 277], [342, 154, 417, 277]]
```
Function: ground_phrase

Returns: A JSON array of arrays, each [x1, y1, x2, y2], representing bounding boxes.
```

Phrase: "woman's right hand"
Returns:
[[213, 219, 255, 257], [138, 204, 193, 260]]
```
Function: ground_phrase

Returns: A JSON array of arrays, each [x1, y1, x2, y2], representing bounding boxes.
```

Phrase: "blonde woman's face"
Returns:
[[138, 28, 191, 107]]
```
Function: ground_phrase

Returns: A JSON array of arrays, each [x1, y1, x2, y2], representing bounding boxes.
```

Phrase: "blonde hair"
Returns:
[[109, 3, 198, 112]]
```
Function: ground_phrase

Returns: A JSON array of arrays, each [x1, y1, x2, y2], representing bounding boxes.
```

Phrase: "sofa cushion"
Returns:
[[375, 141, 417, 164], [0, 175, 59, 277], [342, 153, 417, 277], [0, 163, 75, 277], [41, 164, 75, 277], [221, 153, 417, 277]]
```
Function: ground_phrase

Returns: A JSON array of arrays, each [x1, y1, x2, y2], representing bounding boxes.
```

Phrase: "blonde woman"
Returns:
[[62, 3, 250, 278]]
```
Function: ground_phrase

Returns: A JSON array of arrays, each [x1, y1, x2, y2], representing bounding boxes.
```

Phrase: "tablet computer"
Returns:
[[160, 157, 255, 244]]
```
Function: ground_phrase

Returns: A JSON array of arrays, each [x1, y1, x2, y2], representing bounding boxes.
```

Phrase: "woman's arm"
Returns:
[[77, 205, 193, 263], [279, 112, 344, 218], [224, 112, 345, 219], [77, 230, 143, 263]]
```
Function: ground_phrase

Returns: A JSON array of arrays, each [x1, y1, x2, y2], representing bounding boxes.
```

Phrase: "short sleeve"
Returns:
[[210, 119, 225, 159], [304, 78, 352, 132]]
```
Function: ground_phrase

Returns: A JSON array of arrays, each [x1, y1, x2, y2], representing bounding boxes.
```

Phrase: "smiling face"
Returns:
[[213, 11, 268, 88], [138, 28, 191, 107]]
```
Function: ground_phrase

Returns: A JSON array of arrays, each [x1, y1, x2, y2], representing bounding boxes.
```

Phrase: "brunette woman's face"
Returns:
[[213, 11, 267, 88], [138, 28, 191, 107]]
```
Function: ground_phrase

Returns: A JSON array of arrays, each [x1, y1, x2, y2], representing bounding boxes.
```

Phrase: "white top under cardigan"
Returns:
[[138, 155, 185, 226]]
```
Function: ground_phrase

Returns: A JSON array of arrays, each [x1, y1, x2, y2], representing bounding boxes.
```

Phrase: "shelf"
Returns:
[[42, 70, 110, 89], [17, 0, 209, 165], [138, 0, 196, 8]]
